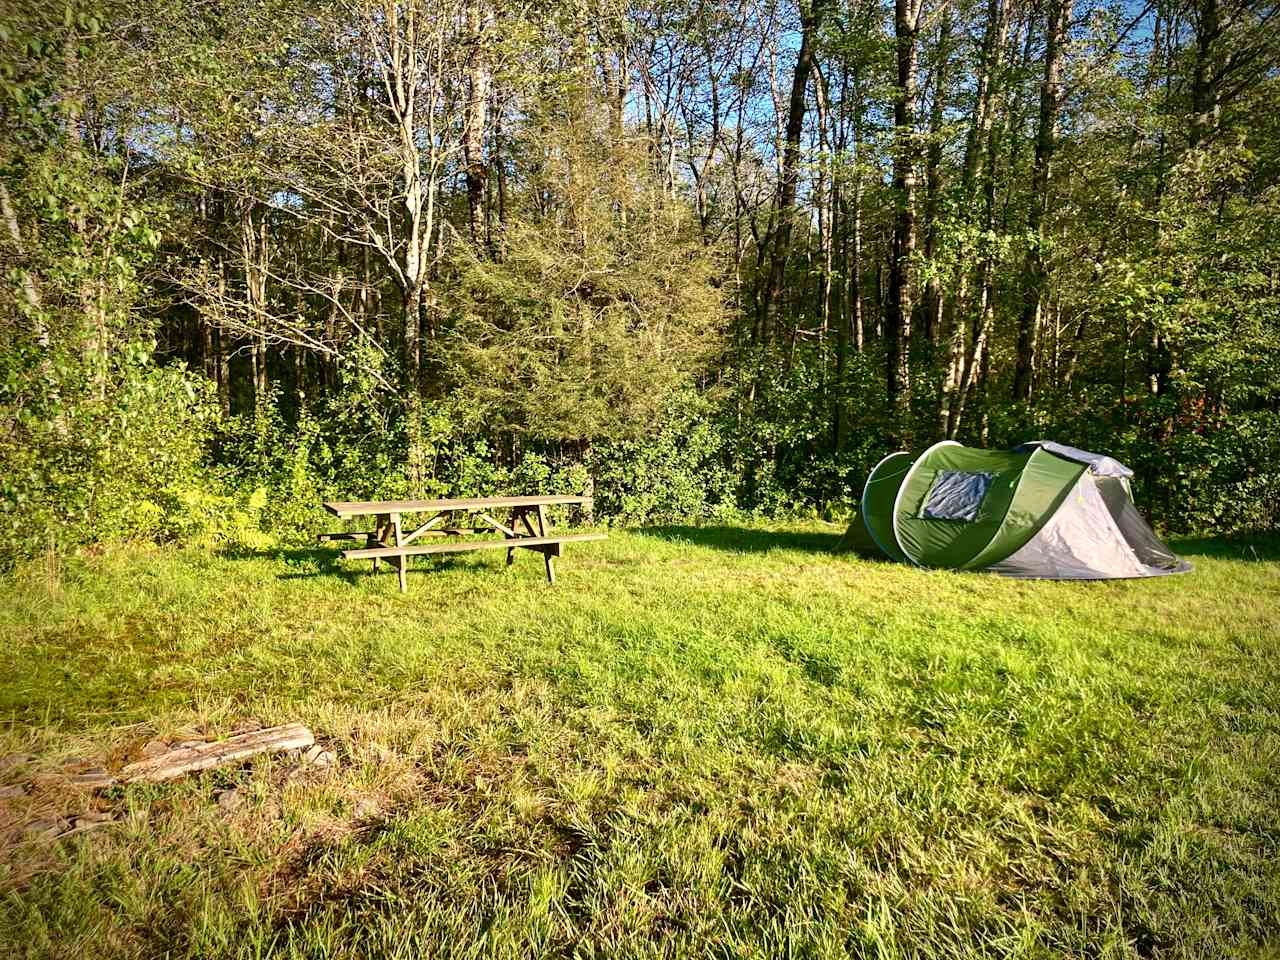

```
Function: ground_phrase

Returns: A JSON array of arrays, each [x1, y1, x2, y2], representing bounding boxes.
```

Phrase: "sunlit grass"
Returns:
[[1, 525, 1277, 958]]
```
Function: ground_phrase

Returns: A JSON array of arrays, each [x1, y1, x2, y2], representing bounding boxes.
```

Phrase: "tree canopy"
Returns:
[[1, 0, 1277, 555]]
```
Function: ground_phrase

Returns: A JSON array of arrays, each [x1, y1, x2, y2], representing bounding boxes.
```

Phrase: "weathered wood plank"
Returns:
[[369, 514, 391, 572], [373, 527, 487, 539], [342, 533, 606, 561], [120, 723, 315, 783], [518, 509, 539, 538], [478, 512, 519, 537], [325, 495, 591, 518], [399, 512, 444, 546]]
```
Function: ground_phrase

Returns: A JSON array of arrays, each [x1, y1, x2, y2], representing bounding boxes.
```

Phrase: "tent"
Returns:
[[848, 441, 1191, 579]]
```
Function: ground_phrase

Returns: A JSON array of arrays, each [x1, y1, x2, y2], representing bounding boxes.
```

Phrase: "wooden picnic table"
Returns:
[[319, 495, 605, 592]]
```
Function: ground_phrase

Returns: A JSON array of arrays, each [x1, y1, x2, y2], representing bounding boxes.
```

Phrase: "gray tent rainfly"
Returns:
[[848, 441, 1191, 580]]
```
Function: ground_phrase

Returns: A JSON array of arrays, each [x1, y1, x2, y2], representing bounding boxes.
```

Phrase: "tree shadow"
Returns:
[[218, 544, 363, 585], [1168, 532, 1280, 563], [220, 543, 509, 585], [635, 524, 843, 554], [216, 544, 331, 564]]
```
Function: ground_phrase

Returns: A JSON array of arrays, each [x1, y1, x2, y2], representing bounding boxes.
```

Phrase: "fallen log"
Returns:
[[121, 723, 315, 783]]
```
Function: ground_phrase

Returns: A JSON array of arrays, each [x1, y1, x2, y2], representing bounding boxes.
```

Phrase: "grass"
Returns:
[[0, 523, 1278, 959]]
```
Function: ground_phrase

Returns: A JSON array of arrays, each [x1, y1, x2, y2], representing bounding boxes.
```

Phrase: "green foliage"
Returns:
[[1012, 136, 1280, 533], [1150, 140, 1280, 411], [0, 354, 218, 564], [146, 483, 275, 551], [210, 348, 596, 543], [592, 390, 738, 524], [734, 349, 897, 515], [211, 345, 411, 543], [1132, 414, 1280, 534], [440, 97, 728, 443], [0, 120, 212, 563], [2, 0, 1277, 564]]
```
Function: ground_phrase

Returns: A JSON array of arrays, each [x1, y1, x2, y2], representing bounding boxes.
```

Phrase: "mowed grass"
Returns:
[[1, 525, 1278, 959]]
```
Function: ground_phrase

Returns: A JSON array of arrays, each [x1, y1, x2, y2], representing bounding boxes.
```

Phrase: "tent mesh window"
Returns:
[[921, 471, 993, 522]]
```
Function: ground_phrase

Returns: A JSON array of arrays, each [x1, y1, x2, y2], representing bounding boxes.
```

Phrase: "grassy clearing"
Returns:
[[1, 525, 1278, 959]]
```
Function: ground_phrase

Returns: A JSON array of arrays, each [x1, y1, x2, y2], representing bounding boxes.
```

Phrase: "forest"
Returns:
[[2, 0, 1278, 557]]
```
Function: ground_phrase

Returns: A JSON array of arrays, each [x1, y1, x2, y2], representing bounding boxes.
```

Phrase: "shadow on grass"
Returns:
[[635, 524, 843, 554], [1168, 531, 1280, 562], [219, 543, 510, 586], [217, 544, 364, 585]]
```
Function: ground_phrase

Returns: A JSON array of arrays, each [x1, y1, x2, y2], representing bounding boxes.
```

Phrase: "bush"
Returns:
[[0, 356, 218, 565], [592, 390, 739, 525]]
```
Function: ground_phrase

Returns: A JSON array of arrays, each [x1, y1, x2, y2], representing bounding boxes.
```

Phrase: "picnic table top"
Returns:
[[323, 494, 591, 519]]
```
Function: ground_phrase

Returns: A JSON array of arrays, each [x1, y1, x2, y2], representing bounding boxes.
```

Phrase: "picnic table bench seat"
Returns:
[[319, 495, 605, 592]]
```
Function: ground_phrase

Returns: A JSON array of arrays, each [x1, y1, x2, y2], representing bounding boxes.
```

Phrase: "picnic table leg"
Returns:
[[535, 505, 556, 585], [391, 512, 407, 593], [518, 508, 539, 537], [506, 508, 521, 567], [369, 514, 391, 573]]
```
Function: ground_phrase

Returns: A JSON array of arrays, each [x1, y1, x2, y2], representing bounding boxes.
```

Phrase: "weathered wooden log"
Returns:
[[121, 723, 314, 783], [67, 769, 117, 790]]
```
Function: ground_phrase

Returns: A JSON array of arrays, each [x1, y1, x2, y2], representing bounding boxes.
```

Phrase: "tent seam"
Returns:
[[891, 440, 961, 566], [963, 447, 1084, 570]]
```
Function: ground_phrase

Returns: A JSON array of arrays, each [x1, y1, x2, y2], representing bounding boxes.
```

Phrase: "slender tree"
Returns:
[[1013, 0, 1072, 401], [886, 0, 927, 420]]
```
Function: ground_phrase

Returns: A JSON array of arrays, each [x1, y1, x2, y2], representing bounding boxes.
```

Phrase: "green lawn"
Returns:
[[1, 525, 1278, 959]]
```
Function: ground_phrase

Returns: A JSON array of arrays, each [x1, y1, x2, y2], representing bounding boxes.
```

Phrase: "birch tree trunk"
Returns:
[[366, 0, 445, 394], [938, 0, 1007, 438], [814, 63, 834, 339], [0, 180, 45, 345], [240, 202, 270, 407], [216, 254, 231, 416], [463, 0, 493, 246]]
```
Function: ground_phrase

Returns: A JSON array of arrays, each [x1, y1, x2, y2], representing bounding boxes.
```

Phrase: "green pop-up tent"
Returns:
[[850, 441, 1191, 579]]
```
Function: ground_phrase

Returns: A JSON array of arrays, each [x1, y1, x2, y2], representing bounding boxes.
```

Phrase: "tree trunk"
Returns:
[[0, 180, 45, 345], [850, 170, 865, 352], [216, 255, 231, 417], [494, 96, 508, 246], [463, 0, 492, 246], [1013, 0, 1071, 402], [921, 4, 953, 347], [886, 0, 924, 421], [814, 64, 835, 340], [939, 0, 1008, 438], [761, 0, 828, 346], [240, 202, 270, 407], [371, 0, 437, 394], [844, 58, 866, 355], [1189, 0, 1221, 147]]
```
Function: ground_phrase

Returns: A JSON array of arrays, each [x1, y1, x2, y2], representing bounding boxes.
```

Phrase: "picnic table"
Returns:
[[319, 495, 606, 592]]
